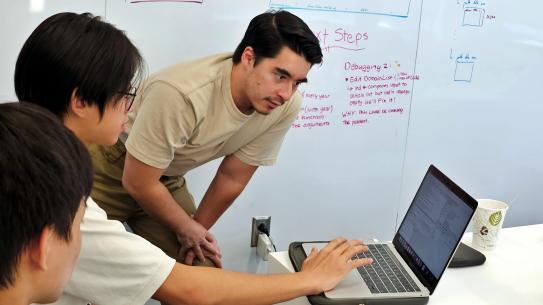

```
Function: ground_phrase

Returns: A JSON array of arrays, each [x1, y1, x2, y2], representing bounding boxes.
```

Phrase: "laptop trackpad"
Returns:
[[324, 269, 370, 299]]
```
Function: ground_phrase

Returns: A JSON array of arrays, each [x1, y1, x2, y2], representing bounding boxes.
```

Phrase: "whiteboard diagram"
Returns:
[[463, 7, 485, 26], [269, 0, 413, 18], [459, 0, 487, 27], [454, 54, 476, 82]]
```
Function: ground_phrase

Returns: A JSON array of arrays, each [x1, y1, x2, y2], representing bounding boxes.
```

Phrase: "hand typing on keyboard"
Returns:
[[299, 237, 374, 294], [356, 244, 421, 294]]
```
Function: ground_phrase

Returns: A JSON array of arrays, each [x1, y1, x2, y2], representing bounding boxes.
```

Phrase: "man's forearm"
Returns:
[[156, 263, 315, 305], [194, 154, 257, 229], [193, 171, 245, 229], [154, 238, 372, 305], [122, 153, 220, 263], [125, 179, 192, 234]]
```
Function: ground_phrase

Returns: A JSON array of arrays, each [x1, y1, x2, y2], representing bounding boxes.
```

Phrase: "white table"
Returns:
[[269, 225, 543, 305]]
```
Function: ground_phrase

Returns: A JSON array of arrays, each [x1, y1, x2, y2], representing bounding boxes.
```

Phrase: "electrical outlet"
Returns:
[[250, 216, 271, 247]]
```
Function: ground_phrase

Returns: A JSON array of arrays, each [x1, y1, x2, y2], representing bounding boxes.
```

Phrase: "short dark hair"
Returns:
[[0, 102, 93, 289], [14, 12, 143, 117], [233, 10, 322, 66]]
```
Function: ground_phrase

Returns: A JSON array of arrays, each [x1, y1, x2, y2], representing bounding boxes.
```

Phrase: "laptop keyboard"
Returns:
[[353, 244, 421, 294]]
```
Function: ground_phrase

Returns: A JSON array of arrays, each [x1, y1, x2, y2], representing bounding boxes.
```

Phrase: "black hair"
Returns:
[[0, 102, 93, 289], [14, 12, 144, 117], [233, 10, 322, 66]]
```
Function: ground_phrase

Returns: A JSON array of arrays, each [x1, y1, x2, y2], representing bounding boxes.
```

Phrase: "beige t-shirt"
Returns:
[[125, 53, 301, 176]]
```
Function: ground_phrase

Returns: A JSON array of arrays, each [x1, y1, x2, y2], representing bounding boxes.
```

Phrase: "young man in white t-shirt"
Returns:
[[0, 103, 89, 305], [14, 12, 372, 305]]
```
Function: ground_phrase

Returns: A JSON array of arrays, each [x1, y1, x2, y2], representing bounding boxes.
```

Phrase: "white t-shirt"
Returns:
[[45, 198, 175, 305]]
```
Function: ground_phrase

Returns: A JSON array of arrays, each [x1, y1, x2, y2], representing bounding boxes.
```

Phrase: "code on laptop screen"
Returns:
[[397, 172, 473, 282]]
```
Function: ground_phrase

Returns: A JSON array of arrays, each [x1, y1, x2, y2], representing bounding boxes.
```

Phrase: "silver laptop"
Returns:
[[303, 165, 477, 300]]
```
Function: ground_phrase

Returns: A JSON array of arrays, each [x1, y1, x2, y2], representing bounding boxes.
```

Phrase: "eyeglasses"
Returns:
[[118, 87, 137, 112]]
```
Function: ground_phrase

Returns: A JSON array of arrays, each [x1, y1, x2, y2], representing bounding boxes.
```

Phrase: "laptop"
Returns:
[[302, 165, 477, 300]]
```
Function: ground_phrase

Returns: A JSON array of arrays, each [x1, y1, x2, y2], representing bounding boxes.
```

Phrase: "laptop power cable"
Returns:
[[256, 222, 276, 260]]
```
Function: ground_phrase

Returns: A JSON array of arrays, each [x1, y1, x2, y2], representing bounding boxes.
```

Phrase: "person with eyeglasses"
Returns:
[[119, 87, 137, 112], [90, 10, 325, 268], [14, 12, 372, 305]]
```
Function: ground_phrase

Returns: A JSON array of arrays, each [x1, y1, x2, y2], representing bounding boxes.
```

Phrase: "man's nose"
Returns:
[[277, 82, 293, 102]]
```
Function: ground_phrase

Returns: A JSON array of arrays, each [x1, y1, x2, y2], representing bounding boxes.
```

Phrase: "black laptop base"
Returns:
[[448, 242, 486, 268], [289, 242, 429, 305]]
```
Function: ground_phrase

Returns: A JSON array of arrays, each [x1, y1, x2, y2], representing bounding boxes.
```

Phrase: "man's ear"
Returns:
[[241, 46, 256, 67], [69, 89, 88, 118], [29, 226, 54, 271]]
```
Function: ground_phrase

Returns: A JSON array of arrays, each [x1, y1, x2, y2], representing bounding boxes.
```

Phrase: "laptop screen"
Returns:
[[393, 165, 477, 294]]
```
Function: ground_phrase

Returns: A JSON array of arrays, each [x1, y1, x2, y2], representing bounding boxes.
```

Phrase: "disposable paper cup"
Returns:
[[472, 199, 508, 251]]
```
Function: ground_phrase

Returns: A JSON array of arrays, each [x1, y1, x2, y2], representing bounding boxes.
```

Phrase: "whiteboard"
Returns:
[[0, 0, 106, 101], [104, 0, 426, 271], [399, 0, 543, 229], [1, 0, 542, 272]]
